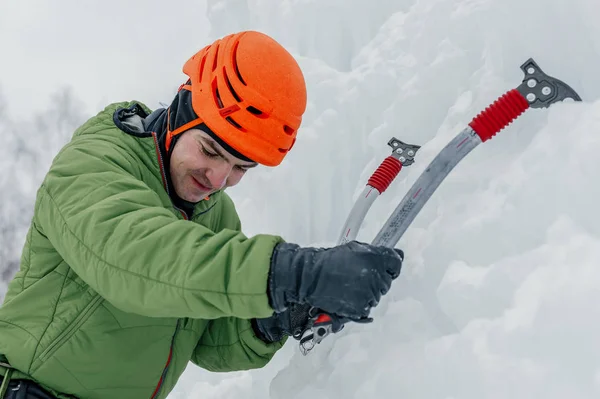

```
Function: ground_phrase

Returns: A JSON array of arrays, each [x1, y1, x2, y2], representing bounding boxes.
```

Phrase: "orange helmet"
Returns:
[[168, 31, 307, 166]]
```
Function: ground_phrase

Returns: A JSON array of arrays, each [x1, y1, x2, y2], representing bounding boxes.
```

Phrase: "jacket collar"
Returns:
[[114, 104, 199, 218]]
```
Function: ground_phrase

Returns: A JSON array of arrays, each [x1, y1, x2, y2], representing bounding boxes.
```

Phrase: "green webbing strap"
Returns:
[[0, 367, 13, 398]]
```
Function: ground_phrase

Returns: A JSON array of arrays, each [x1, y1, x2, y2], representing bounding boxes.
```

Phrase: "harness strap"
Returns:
[[0, 367, 13, 399]]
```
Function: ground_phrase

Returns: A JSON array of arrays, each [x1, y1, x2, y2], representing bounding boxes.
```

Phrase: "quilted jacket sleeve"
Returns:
[[191, 194, 286, 371]]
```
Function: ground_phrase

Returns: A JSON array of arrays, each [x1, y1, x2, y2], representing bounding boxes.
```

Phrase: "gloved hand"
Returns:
[[268, 240, 404, 321], [252, 303, 312, 343]]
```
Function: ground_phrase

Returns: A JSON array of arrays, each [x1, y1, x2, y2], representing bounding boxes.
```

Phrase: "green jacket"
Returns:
[[0, 102, 285, 399]]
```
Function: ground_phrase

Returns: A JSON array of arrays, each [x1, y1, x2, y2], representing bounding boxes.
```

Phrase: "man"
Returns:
[[0, 31, 404, 399]]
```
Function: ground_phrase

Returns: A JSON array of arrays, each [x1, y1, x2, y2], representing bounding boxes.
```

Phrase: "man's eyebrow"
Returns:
[[201, 138, 258, 168]]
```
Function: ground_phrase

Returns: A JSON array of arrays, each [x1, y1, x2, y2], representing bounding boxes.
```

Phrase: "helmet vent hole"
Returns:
[[226, 116, 244, 131], [247, 106, 262, 115], [212, 44, 220, 72], [232, 41, 247, 86], [278, 148, 288, 154], [223, 68, 242, 102], [247, 106, 268, 119], [212, 79, 224, 108], [199, 56, 207, 82], [283, 125, 295, 135]]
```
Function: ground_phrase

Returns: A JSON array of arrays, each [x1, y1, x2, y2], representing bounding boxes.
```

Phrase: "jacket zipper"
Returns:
[[150, 320, 180, 399], [142, 134, 185, 398]]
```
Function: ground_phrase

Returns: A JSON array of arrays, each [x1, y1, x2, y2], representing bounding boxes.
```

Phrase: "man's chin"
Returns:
[[185, 189, 215, 203], [186, 194, 207, 203], [173, 183, 208, 203]]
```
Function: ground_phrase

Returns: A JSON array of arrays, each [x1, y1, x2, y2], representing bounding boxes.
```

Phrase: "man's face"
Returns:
[[169, 128, 258, 202]]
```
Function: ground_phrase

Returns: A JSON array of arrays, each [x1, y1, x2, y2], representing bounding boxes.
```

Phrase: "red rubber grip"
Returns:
[[368, 156, 402, 193], [315, 314, 331, 324], [468, 89, 530, 142]]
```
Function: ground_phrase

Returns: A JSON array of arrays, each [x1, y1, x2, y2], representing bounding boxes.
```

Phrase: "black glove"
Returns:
[[252, 303, 312, 343], [268, 240, 404, 320]]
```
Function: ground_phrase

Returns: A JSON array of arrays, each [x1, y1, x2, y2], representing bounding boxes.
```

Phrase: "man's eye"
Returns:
[[200, 146, 218, 158], [235, 165, 249, 172]]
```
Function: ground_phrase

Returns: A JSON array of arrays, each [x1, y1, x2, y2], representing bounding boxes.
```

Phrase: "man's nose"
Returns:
[[206, 162, 233, 189]]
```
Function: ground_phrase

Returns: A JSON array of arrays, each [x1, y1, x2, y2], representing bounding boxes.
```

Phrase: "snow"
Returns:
[[2, 0, 600, 398]]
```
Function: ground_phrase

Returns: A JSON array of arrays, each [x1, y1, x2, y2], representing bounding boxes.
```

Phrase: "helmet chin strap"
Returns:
[[165, 110, 204, 152]]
